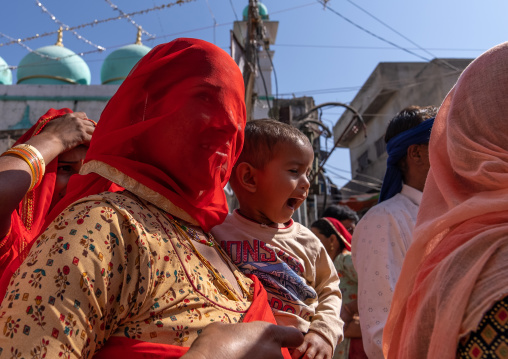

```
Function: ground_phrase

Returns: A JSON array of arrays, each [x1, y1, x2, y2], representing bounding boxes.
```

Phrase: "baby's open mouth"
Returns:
[[287, 198, 298, 209]]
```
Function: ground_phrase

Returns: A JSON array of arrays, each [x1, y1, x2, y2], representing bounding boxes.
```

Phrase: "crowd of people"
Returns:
[[0, 37, 506, 359]]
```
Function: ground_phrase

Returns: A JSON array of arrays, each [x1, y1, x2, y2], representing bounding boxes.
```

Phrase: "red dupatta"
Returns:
[[0, 108, 72, 276], [47, 38, 245, 233]]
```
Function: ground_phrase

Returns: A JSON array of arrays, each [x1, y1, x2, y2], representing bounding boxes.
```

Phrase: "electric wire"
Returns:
[[274, 44, 486, 52], [204, 0, 217, 44], [228, 0, 239, 21], [344, 0, 460, 71], [318, 0, 432, 63], [278, 69, 463, 97], [256, 50, 272, 117], [104, 0, 156, 39], [0, 0, 196, 49], [34, 0, 105, 51]]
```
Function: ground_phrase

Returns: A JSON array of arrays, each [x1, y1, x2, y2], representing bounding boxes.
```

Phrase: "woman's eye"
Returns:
[[58, 165, 73, 173], [199, 93, 211, 102], [289, 169, 298, 174]]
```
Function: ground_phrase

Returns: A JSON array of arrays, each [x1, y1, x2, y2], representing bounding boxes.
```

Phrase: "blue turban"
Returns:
[[378, 117, 435, 203]]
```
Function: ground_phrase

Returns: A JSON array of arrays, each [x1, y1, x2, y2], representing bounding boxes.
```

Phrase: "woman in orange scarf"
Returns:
[[383, 42, 508, 358], [0, 38, 300, 359], [0, 109, 95, 281]]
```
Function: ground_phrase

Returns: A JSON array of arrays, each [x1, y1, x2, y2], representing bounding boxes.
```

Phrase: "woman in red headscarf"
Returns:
[[311, 217, 367, 359], [0, 38, 300, 359], [0, 109, 95, 282]]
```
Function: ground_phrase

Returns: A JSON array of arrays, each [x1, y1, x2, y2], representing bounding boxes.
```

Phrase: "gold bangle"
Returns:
[[15, 144, 45, 178], [2, 149, 38, 190]]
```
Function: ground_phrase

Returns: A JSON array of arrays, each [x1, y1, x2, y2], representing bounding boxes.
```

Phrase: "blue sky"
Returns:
[[2, 0, 507, 188]]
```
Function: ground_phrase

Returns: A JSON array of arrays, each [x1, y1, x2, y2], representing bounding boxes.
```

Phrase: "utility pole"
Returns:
[[243, 0, 260, 122]]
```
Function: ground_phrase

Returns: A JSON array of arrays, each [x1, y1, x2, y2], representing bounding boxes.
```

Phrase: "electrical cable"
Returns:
[[345, 0, 460, 72], [264, 43, 278, 120], [34, 0, 105, 51], [204, 0, 217, 44], [274, 43, 486, 52], [278, 69, 462, 97], [317, 0, 432, 63], [256, 50, 272, 118], [104, 0, 155, 39], [0, 0, 196, 49], [228, 0, 239, 21]]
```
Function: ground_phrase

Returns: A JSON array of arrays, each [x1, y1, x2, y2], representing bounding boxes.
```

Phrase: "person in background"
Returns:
[[212, 119, 343, 359], [384, 42, 508, 358], [351, 105, 436, 358], [322, 204, 359, 235], [311, 217, 367, 359], [0, 38, 301, 359], [0, 109, 95, 285]]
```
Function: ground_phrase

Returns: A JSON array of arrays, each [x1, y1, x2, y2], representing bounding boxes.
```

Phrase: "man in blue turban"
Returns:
[[351, 106, 436, 359]]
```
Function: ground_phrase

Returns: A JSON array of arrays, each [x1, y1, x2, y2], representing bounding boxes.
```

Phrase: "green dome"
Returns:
[[17, 45, 91, 85], [242, 2, 269, 20], [101, 44, 151, 85], [0, 56, 12, 85]]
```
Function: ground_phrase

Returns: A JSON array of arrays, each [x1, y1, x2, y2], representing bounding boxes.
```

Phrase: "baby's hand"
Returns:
[[290, 331, 332, 359]]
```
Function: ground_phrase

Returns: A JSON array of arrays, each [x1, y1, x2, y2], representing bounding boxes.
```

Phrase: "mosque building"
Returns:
[[0, 27, 151, 152]]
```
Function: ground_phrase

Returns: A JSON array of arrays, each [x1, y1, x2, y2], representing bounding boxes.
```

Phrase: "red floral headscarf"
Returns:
[[49, 38, 246, 232]]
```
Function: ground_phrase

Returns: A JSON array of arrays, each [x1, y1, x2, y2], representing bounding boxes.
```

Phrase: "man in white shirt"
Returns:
[[351, 106, 437, 358]]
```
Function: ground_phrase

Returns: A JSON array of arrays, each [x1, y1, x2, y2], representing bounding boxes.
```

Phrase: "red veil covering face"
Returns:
[[383, 42, 508, 358], [0, 108, 72, 275], [48, 37, 245, 233]]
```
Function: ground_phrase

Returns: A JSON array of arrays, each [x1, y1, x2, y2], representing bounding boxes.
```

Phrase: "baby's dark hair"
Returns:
[[237, 119, 311, 170]]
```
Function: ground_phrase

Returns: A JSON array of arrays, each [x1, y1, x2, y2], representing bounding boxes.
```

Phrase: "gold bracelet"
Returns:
[[2, 149, 37, 190], [15, 144, 45, 179], [1, 144, 46, 191]]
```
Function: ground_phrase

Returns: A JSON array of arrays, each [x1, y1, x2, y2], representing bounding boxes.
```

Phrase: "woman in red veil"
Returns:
[[0, 38, 301, 359], [0, 109, 95, 286]]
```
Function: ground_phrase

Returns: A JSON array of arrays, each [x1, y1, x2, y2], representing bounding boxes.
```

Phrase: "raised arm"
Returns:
[[0, 112, 94, 239]]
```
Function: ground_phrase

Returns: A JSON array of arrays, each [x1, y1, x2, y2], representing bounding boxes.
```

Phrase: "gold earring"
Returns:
[[330, 242, 334, 252]]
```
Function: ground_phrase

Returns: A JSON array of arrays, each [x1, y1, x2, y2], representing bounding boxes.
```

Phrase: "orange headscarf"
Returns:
[[48, 38, 246, 233], [0, 108, 72, 273], [383, 42, 508, 358]]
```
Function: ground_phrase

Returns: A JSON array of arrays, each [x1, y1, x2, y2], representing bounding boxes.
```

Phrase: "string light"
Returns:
[[35, 0, 105, 51], [0, 31, 111, 70], [104, 0, 156, 40], [0, 32, 60, 63], [0, 0, 195, 49]]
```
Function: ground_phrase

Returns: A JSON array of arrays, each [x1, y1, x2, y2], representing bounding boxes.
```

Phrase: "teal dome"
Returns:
[[17, 45, 91, 85], [101, 44, 151, 85], [242, 2, 269, 20], [0, 56, 12, 85]]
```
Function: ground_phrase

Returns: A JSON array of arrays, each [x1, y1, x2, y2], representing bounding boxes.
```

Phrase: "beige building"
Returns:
[[333, 58, 472, 201]]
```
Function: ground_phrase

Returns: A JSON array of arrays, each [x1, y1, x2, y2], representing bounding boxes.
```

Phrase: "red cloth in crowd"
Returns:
[[323, 217, 352, 251]]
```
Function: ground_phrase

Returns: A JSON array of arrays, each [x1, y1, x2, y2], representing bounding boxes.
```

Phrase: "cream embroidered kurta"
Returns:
[[351, 184, 422, 359], [0, 191, 253, 358]]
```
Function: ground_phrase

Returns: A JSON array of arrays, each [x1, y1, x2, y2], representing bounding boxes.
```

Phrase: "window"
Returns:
[[375, 136, 386, 157], [358, 150, 370, 171]]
